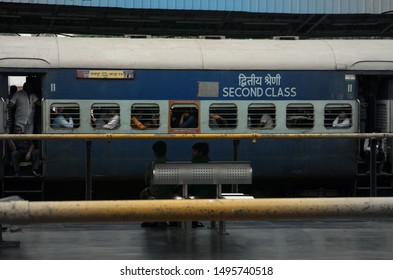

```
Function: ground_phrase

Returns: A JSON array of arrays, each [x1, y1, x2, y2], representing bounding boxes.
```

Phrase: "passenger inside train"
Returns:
[[102, 111, 120, 130], [7, 82, 40, 134], [332, 111, 351, 128], [91, 105, 120, 130], [7, 125, 40, 177], [51, 107, 74, 129], [209, 114, 228, 128], [286, 106, 314, 129], [258, 113, 274, 129], [209, 104, 237, 129], [130, 104, 160, 130], [179, 108, 198, 128], [170, 104, 199, 129]]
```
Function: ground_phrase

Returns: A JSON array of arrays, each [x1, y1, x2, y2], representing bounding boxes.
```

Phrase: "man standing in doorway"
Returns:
[[8, 82, 40, 134]]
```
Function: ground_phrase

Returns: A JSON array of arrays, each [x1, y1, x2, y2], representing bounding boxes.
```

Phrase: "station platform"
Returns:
[[1, 219, 393, 260]]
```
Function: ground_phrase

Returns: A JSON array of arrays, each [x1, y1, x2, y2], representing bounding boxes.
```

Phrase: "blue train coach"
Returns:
[[0, 36, 392, 198]]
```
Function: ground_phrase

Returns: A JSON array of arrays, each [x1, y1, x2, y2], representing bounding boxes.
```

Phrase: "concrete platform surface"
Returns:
[[1, 219, 393, 260]]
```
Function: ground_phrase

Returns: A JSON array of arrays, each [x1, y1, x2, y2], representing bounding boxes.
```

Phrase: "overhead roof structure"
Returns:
[[0, 0, 392, 38]]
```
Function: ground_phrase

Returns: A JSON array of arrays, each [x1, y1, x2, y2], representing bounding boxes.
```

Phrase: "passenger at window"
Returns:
[[287, 109, 313, 127], [209, 114, 227, 128], [52, 107, 74, 129], [332, 111, 350, 128], [179, 108, 198, 128], [131, 116, 147, 130], [258, 114, 273, 129], [7, 125, 40, 177], [91, 109, 104, 129], [143, 113, 160, 129], [103, 110, 120, 130], [8, 82, 40, 134]]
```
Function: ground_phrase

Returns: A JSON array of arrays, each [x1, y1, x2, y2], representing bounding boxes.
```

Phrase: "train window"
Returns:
[[324, 104, 352, 129], [90, 104, 120, 130], [286, 104, 314, 129], [50, 103, 80, 129], [247, 104, 276, 129], [131, 103, 160, 130], [209, 104, 237, 129], [170, 104, 199, 129]]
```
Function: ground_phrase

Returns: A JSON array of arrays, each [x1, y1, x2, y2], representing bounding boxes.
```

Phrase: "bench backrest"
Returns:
[[151, 161, 252, 185]]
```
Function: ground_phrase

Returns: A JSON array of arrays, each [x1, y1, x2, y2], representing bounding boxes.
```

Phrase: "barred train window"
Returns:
[[247, 103, 276, 129], [209, 103, 237, 129], [90, 103, 120, 130], [324, 104, 352, 129], [286, 103, 314, 129], [131, 103, 160, 130], [170, 104, 199, 128], [50, 103, 80, 129]]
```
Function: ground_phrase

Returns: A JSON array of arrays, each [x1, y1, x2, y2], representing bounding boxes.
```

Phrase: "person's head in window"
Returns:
[[52, 107, 74, 129], [179, 108, 198, 128], [332, 110, 351, 128]]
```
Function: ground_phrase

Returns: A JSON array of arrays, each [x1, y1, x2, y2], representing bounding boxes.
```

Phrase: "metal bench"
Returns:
[[151, 161, 253, 234]]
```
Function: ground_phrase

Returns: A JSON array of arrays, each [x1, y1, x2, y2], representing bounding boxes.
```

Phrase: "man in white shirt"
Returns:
[[52, 108, 74, 129], [332, 111, 351, 128], [259, 114, 274, 129], [8, 82, 40, 134]]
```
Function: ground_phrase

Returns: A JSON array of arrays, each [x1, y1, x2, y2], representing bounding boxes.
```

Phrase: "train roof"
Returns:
[[0, 36, 392, 71]]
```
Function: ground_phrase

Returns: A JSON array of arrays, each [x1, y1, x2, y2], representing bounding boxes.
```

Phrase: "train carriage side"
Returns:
[[1, 37, 393, 198]]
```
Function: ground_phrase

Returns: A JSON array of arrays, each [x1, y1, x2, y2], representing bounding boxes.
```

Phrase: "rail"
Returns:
[[0, 132, 388, 198], [0, 132, 393, 141], [1, 198, 393, 225], [0, 196, 23, 247]]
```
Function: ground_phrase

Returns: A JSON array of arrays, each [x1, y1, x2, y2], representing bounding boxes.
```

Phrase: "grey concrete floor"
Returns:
[[1, 219, 393, 260]]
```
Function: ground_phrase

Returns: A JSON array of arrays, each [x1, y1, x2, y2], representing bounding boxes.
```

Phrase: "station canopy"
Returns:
[[0, 0, 392, 38]]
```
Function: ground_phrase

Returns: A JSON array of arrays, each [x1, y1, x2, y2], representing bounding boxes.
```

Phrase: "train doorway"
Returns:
[[356, 75, 393, 196], [0, 74, 43, 134], [0, 74, 44, 199]]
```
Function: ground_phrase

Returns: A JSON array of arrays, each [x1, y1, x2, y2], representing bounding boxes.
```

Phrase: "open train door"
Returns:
[[0, 74, 43, 176], [375, 78, 393, 175], [357, 75, 393, 196]]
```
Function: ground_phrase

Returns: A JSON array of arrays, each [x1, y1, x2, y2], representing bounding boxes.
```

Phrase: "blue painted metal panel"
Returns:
[[44, 69, 353, 101], [1, 0, 392, 14]]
